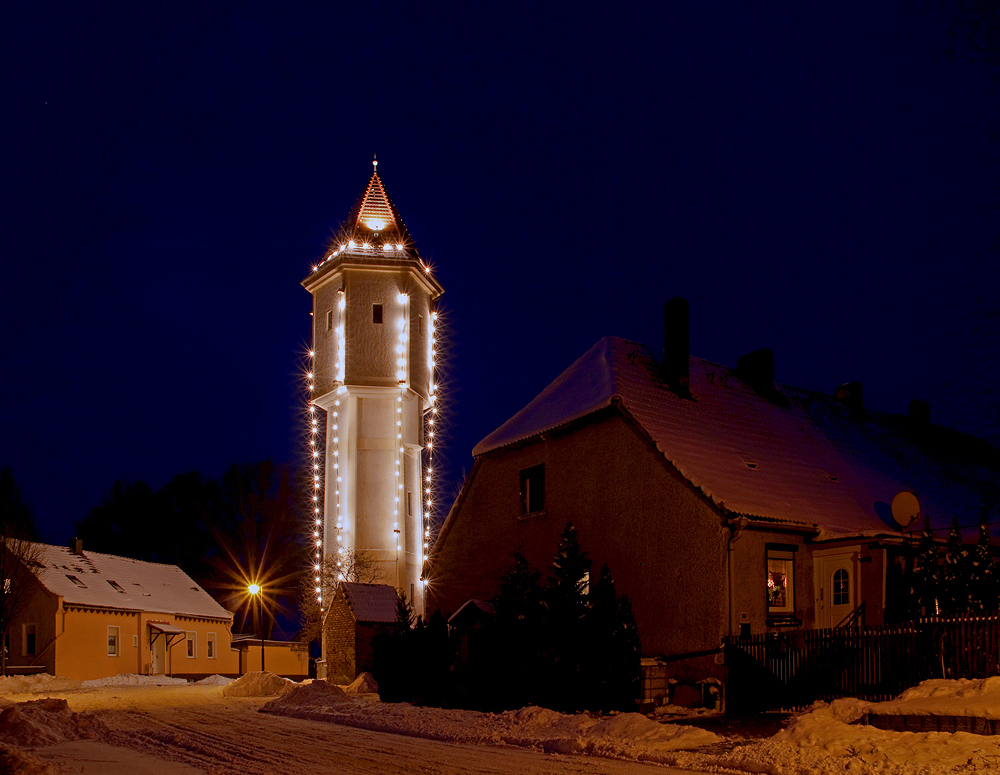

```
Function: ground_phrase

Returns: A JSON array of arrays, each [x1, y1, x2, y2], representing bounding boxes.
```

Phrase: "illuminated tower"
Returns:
[[303, 161, 443, 615]]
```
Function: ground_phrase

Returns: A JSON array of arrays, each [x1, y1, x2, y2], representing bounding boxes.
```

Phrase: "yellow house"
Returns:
[[5, 540, 241, 681]]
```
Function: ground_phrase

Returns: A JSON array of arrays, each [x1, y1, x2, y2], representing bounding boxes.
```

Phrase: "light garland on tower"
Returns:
[[394, 293, 409, 578], [333, 290, 346, 582], [306, 353, 323, 610], [422, 309, 439, 577]]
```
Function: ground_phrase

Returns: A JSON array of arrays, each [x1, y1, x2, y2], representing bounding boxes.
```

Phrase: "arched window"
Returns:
[[833, 568, 850, 606]]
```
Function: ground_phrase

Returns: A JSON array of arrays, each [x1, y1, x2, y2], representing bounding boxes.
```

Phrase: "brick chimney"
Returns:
[[663, 297, 690, 397], [69, 537, 83, 555], [836, 381, 865, 418], [736, 348, 790, 407]]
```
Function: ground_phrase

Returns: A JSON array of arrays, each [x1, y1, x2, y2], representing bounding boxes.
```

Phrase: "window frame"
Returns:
[[372, 303, 383, 324], [206, 632, 217, 659], [519, 464, 545, 516], [23, 623, 36, 656], [833, 567, 850, 607], [186, 631, 196, 658], [765, 544, 797, 618], [108, 625, 120, 656]]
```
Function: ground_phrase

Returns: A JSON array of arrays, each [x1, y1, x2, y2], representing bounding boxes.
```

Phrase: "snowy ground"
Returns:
[[3, 674, 1000, 774]]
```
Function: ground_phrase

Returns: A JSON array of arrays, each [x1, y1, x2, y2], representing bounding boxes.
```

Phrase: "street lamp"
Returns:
[[248, 583, 264, 672]]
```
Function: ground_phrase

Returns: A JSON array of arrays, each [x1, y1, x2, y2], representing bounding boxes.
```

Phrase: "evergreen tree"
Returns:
[[544, 524, 591, 710], [492, 548, 544, 625], [967, 516, 998, 613], [489, 548, 545, 709], [394, 589, 416, 635], [588, 564, 641, 711], [914, 518, 941, 616], [940, 520, 968, 616]]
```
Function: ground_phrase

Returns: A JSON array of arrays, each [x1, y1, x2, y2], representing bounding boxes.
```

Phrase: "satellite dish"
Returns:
[[891, 491, 921, 529]]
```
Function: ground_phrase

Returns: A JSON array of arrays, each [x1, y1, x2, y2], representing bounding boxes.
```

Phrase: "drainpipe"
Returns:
[[727, 516, 749, 637]]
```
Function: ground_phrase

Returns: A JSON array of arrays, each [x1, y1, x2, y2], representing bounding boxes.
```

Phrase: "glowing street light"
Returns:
[[248, 583, 264, 671]]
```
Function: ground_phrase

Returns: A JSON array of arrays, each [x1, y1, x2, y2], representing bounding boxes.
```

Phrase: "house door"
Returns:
[[815, 551, 856, 629], [150, 633, 165, 674]]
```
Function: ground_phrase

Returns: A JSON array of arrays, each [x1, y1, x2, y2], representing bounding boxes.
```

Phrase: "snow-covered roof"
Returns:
[[340, 582, 398, 623], [474, 337, 1000, 538], [30, 542, 232, 620]]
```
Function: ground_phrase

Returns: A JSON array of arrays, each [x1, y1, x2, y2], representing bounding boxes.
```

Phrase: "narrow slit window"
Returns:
[[326, 310, 333, 331], [373, 304, 383, 324]]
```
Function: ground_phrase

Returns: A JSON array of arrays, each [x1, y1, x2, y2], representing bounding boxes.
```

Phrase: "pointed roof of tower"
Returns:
[[304, 160, 443, 298]]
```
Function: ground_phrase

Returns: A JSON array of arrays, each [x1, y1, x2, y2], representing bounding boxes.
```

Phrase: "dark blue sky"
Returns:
[[2, 2, 997, 544]]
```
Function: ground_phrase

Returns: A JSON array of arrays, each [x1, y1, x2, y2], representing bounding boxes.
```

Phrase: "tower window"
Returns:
[[418, 315, 425, 336], [407, 491, 413, 517], [519, 465, 545, 515], [326, 310, 333, 331], [373, 304, 383, 324]]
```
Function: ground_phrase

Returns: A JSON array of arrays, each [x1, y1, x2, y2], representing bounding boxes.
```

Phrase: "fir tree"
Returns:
[[394, 589, 416, 635], [588, 564, 641, 711], [914, 518, 941, 616], [967, 516, 998, 613], [939, 520, 968, 616], [492, 548, 544, 625], [544, 524, 591, 710]]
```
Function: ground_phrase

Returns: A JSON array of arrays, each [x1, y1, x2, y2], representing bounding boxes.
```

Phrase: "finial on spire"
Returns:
[[373, 154, 378, 173]]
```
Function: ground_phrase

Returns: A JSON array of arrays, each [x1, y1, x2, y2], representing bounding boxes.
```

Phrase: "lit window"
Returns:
[[766, 547, 795, 615], [519, 464, 545, 515], [373, 304, 383, 324], [23, 623, 36, 656], [108, 626, 120, 656], [833, 568, 850, 606], [186, 632, 196, 658], [207, 632, 217, 659]]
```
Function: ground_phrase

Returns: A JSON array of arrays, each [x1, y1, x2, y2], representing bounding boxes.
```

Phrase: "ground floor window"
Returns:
[[186, 632, 196, 658], [23, 623, 36, 656], [207, 633, 216, 659], [108, 626, 120, 656], [766, 546, 796, 615]]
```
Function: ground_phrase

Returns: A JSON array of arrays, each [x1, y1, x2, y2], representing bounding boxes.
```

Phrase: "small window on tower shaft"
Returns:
[[373, 304, 383, 324], [326, 310, 333, 331], [418, 315, 425, 336], [407, 491, 413, 517]]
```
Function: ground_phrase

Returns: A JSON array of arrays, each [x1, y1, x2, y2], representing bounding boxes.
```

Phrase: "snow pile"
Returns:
[[195, 674, 233, 686], [772, 696, 1000, 771], [0, 674, 80, 695], [867, 676, 1000, 719], [0, 743, 57, 775], [222, 671, 296, 697], [345, 672, 378, 694], [81, 673, 190, 687], [261, 680, 349, 712], [0, 698, 106, 747], [262, 696, 720, 760]]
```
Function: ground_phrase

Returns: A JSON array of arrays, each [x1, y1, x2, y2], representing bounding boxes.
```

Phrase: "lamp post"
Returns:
[[248, 583, 264, 672]]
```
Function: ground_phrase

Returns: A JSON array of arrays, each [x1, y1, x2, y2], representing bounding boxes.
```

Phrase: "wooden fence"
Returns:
[[725, 615, 1000, 712]]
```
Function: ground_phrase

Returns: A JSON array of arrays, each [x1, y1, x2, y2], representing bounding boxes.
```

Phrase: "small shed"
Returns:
[[323, 582, 398, 684]]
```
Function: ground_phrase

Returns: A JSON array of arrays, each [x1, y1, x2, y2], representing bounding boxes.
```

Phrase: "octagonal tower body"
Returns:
[[303, 167, 444, 614]]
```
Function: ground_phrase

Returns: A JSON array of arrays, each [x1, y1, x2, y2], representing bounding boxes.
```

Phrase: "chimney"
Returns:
[[909, 398, 930, 426], [836, 381, 865, 418], [737, 348, 775, 393], [69, 537, 83, 555], [663, 297, 690, 397]]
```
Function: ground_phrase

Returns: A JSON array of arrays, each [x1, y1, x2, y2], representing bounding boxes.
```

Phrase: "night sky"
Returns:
[[2, 2, 997, 546]]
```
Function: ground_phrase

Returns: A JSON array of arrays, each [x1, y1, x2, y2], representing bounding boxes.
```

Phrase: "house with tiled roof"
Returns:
[[426, 298, 1000, 686], [4, 539, 242, 680]]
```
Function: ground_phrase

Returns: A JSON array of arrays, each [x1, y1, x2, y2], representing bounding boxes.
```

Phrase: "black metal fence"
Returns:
[[725, 615, 1000, 712]]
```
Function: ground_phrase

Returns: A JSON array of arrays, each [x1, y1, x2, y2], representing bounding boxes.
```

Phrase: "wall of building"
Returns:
[[5, 574, 59, 674], [324, 590, 357, 684], [428, 410, 729, 678], [236, 642, 309, 679], [729, 529, 814, 634]]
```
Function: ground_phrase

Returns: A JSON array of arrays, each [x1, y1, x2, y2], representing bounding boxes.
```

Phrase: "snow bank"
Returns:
[[0, 698, 106, 747], [195, 674, 233, 686], [0, 742, 57, 775], [261, 694, 720, 761], [222, 671, 296, 697], [345, 672, 378, 694], [867, 676, 1000, 720], [0, 674, 81, 694], [261, 680, 349, 712], [773, 696, 1000, 771], [81, 673, 189, 687]]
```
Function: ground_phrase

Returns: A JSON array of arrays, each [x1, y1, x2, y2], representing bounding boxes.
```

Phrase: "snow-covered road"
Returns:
[[42, 694, 715, 775]]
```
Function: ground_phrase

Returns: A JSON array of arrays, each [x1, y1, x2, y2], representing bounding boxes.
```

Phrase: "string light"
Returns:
[[306, 350, 323, 610]]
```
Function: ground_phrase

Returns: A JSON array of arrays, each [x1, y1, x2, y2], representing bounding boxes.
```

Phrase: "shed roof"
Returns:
[[340, 582, 399, 623], [30, 542, 232, 620], [474, 337, 1000, 539]]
